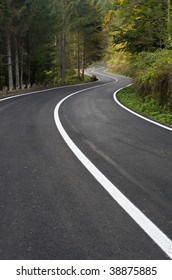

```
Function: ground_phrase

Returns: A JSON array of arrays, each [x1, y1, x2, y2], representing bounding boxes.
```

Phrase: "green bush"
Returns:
[[118, 86, 172, 126], [129, 50, 172, 109]]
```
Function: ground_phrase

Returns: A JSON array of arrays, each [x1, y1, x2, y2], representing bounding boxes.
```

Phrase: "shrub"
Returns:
[[90, 75, 97, 81], [129, 50, 172, 110]]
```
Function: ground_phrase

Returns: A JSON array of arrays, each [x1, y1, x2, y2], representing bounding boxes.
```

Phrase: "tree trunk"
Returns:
[[59, 0, 67, 83], [82, 38, 86, 79], [20, 47, 24, 88], [7, 32, 14, 91], [15, 38, 20, 89], [27, 31, 31, 87], [77, 30, 81, 78], [167, 0, 171, 40], [60, 30, 66, 83]]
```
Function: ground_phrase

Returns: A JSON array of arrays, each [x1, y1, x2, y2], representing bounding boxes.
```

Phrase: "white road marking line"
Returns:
[[92, 67, 118, 82], [54, 80, 172, 259], [113, 86, 172, 131], [0, 79, 100, 103], [0, 86, 63, 102], [2, 66, 171, 257], [94, 67, 172, 131]]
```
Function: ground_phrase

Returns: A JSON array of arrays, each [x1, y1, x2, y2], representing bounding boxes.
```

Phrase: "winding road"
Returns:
[[0, 67, 171, 260]]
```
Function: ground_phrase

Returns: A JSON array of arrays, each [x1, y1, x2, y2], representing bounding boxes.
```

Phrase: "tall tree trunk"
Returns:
[[59, 0, 67, 83], [60, 30, 66, 83], [20, 47, 24, 88], [77, 30, 81, 78], [15, 38, 20, 89], [167, 0, 171, 40], [82, 38, 86, 79], [7, 32, 14, 91], [27, 31, 31, 87]]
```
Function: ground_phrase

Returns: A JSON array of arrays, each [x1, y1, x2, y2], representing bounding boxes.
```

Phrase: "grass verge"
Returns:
[[117, 86, 172, 127], [0, 75, 94, 99]]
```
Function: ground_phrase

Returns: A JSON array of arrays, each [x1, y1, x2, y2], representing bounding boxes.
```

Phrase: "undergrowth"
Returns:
[[117, 86, 172, 126], [129, 50, 172, 110]]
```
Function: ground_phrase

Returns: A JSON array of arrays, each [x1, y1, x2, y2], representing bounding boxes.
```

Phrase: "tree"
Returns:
[[0, 0, 14, 90], [111, 0, 168, 52], [0, 0, 104, 89], [0, 0, 57, 89], [69, 0, 103, 79]]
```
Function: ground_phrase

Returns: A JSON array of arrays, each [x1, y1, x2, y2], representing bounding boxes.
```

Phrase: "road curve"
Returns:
[[0, 67, 171, 259]]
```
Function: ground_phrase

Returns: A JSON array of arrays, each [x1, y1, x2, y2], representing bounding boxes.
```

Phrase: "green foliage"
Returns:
[[111, 0, 168, 53], [129, 50, 172, 109], [69, 0, 103, 64], [118, 86, 172, 126], [105, 48, 130, 75], [101, 0, 172, 114], [0, 0, 104, 89]]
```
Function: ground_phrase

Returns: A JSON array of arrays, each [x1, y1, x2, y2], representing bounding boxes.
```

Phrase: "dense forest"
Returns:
[[0, 0, 103, 90], [0, 0, 172, 110]]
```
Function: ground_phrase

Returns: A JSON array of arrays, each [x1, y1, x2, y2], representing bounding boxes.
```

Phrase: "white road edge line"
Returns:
[[54, 81, 172, 259], [114, 85, 172, 132], [95, 67, 172, 131], [0, 77, 100, 103]]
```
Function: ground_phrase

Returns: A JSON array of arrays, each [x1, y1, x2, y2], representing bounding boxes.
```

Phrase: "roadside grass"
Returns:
[[106, 64, 129, 75], [0, 75, 93, 99], [64, 74, 92, 84], [117, 86, 172, 127]]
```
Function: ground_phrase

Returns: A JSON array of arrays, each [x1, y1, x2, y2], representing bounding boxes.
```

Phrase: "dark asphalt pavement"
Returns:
[[0, 67, 171, 259]]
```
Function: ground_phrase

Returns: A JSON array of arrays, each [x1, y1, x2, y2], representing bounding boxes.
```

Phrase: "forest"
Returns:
[[0, 0, 103, 90], [0, 0, 172, 111]]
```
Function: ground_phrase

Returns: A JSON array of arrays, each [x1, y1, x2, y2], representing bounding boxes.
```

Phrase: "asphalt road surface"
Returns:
[[0, 67, 171, 260]]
